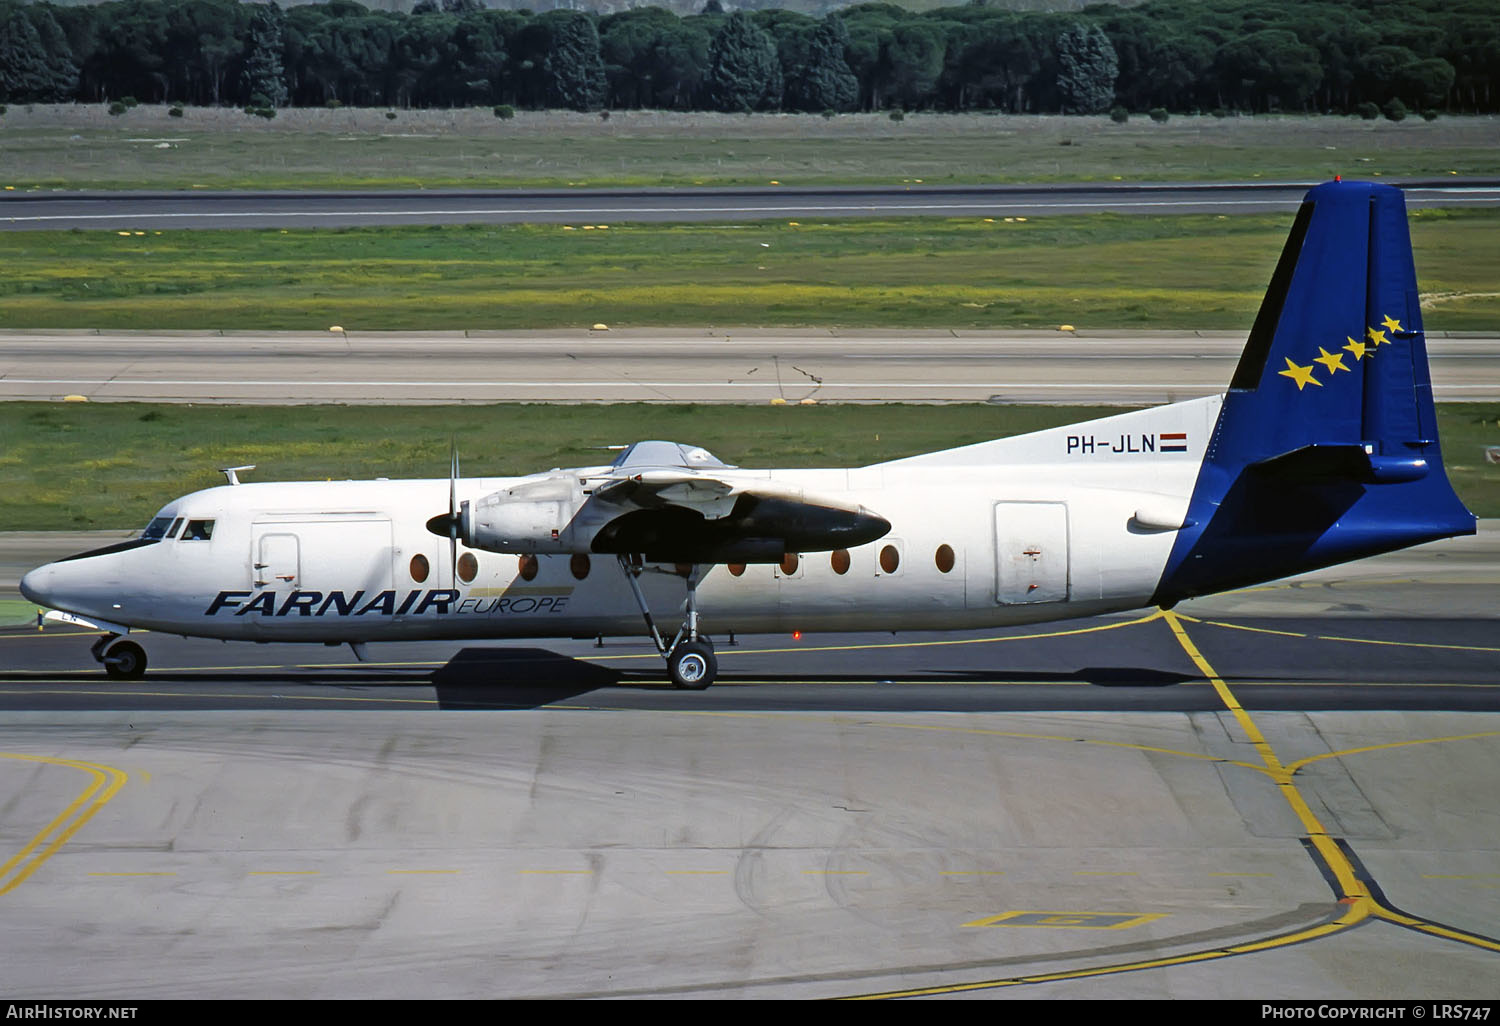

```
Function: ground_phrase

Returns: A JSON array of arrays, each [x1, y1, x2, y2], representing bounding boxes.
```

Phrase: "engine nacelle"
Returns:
[[462, 475, 590, 554]]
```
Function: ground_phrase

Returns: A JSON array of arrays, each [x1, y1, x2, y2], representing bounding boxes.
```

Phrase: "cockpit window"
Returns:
[[142, 516, 175, 541], [181, 519, 215, 541], [167, 517, 183, 539]]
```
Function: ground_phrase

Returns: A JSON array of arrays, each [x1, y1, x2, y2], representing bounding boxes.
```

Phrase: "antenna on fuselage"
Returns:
[[220, 465, 256, 486]]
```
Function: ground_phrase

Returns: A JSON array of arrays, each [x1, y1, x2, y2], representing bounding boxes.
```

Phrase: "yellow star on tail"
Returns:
[[1314, 346, 1349, 374], [1367, 326, 1389, 346], [1279, 357, 1322, 390], [1344, 336, 1370, 361], [1381, 314, 1402, 333]]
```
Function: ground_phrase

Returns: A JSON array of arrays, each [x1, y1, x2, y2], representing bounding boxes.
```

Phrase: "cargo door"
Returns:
[[994, 502, 1069, 604]]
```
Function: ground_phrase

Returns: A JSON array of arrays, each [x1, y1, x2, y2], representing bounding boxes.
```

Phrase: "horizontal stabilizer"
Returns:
[[1250, 444, 1429, 484]]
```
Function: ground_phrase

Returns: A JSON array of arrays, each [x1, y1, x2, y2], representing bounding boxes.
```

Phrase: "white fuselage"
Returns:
[[22, 399, 1222, 645]]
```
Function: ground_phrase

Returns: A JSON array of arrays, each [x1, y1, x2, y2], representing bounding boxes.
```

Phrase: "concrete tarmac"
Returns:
[[4, 329, 1500, 404]]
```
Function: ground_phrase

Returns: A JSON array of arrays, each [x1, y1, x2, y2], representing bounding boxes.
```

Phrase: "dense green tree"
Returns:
[[1054, 20, 1117, 114], [242, 2, 288, 108], [945, 12, 1050, 112], [648, 19, 711, 109], [328, 9, 399, 107], [701, 11, 781, 112], [283, 4, 336, 104], [393, 9, 457, 107], [541, 11, 605, 111], [160, 0, 246, 105], [0, 4, 78, 102], [0, 6, 73, 101], [839, 4, 904, 110], [1096, 10, 1212, 112], [753, 8, 815, 109], [786, 15, 858, 113], [10, 0, 1497, 117], [1216, 29, 1323, 112], [451, 9, 511, 106], [600, 6, 674, 108], [882, 21, 945, 110]]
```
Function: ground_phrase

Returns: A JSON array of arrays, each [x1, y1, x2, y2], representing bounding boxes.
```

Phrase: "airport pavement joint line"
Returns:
[[0, 752, 128, 898]]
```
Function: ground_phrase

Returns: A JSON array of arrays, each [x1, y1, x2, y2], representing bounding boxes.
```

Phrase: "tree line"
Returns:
[[1, 0, 1496, 116]]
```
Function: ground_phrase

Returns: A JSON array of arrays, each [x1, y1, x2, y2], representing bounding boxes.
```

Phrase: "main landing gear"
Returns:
[[617, 556, 718, 689], [92, 634, 148, 679]]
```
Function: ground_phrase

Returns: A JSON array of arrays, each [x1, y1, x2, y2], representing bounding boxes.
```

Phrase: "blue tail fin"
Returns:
[[1154, 180, 1475, 606]]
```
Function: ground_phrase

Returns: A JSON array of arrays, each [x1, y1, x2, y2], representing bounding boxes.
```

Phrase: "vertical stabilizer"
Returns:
[[1153, 181, 1474, 605]]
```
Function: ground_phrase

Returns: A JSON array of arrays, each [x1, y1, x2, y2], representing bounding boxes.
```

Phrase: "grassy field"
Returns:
[[2, 107, 1497, 190], [3, 208, 1497, 331], [3, 401, 1496, 531]]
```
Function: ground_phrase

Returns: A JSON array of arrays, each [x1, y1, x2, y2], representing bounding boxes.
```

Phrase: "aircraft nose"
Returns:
[[19, 564, 55, 607]]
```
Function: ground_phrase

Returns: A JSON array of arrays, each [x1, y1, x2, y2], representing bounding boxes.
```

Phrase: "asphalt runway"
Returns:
[[5, 329, 1500, 404], [0, 526, 1496, 998], [4, 180, 1499, 231]]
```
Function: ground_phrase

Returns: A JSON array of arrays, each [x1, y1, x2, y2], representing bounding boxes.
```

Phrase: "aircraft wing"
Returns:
[[584, 468, 890, 563], [589, 468, 740, 520]]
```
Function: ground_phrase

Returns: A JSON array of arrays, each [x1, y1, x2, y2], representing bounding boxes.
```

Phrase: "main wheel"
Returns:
[[103, 640, 147, 680], [668, 640, 716, 690]]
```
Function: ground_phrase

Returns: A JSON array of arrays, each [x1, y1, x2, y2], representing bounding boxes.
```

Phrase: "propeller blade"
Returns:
[[449, 441, 460, 588]]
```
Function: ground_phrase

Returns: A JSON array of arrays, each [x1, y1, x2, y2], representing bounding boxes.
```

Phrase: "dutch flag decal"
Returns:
[[1161, 432, 1188, 453]]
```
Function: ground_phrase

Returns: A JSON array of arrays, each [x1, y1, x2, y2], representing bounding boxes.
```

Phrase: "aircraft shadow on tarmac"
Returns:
[[423, 647, 1198, 710], [0, 641, 1199, 710]]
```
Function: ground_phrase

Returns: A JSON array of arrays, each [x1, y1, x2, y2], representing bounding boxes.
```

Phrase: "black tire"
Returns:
[[668, 640, 716, 690], [103, 640, 147, 679]]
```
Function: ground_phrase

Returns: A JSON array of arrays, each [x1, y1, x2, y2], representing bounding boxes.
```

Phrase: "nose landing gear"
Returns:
[[92, 635, 148, 679]]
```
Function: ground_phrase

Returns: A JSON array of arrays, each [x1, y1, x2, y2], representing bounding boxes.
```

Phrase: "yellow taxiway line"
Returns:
[[846, 609, 1499, 999], [0, 753, 129, 898]]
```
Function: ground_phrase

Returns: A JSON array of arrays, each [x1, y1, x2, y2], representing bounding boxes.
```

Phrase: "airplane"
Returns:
[[20, 180, 1476, 689]]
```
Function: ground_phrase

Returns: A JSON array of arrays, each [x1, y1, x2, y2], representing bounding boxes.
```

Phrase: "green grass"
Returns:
[[2, 108, 1497, 191], [3, 208, 1497, 330], [3, 402, 1496, 531], [0, 599, 39, 627]]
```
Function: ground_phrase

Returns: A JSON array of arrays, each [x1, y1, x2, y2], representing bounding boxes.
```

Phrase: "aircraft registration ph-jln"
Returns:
[[21, 181, 1477, 689]]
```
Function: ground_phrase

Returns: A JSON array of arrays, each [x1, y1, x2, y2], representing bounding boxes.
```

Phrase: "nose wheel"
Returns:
[[92, 636, 148, 679], [618, 556, 719, 689]]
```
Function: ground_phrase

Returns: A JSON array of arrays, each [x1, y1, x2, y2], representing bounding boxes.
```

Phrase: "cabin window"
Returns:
[[181, 519, 215, 541], [830, 549, 851, 575], [410, 554, 430, 583], [780, 552, 799, 576], [457, 552, 479, 584], [879, 544, 900, 575], [727, 564, 746, 577], [935, 544, 955, 574], [570, 554, 591, 580], [141, 516, 175, 541], [518, 554, 539, 581]]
